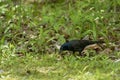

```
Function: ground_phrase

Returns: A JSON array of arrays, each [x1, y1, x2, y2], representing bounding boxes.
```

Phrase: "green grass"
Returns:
[[1, 52, 120, 80], [0, 0, 120, 80]]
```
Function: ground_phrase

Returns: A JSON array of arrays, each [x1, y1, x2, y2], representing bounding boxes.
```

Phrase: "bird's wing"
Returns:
[[70, 41, 81, 51]]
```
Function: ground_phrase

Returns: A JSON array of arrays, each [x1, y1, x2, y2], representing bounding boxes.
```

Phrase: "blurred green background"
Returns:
[[0, 0, 120, 80]]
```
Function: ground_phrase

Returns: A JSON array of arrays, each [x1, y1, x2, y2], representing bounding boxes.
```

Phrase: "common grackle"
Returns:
[[59, 40, 104, 56]]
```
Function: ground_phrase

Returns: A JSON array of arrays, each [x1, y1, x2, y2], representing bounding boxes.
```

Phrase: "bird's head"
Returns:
[[59, 43, 69, 53]]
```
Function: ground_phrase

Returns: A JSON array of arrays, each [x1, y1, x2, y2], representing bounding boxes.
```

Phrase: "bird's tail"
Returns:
[[89, 40, 104, 44]]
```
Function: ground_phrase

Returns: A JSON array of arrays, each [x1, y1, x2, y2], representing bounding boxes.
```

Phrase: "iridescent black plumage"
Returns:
[[60, 40, 104, 55]]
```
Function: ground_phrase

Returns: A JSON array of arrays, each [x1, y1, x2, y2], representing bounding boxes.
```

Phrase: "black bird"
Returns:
[[59, 40, 104, 55]]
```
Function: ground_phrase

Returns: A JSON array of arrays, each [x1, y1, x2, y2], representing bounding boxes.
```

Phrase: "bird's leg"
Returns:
[[79, 52, 83, 56], [73, 51, 75, 54], [72, 51, 77, 57], [78, 49, 84, 56]]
